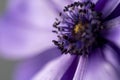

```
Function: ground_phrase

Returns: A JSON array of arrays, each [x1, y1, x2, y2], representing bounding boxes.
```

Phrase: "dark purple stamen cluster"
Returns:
[[52, 1, 104, 55]]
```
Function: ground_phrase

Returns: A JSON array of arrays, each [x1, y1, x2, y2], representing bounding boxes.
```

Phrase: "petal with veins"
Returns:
[[32, 54, 75, 80]]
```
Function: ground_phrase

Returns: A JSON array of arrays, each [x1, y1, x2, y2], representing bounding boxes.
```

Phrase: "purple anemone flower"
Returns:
[[0, 0, 120, 80]]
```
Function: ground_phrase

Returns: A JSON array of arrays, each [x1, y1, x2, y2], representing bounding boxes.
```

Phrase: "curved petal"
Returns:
[[61, 56, 79, 80], [95, 0, 120, 18], [5, 0, 58, 28], [5, 0, 73, 27], [0, 18, 57, 59], [73, 56, 88, 80], [103, 16, 120, 47], [13, 48, 61, 80], [105, 4, 120, 21], [102, 0, 120, 18], [84, 49, 120, 80], [32, 54, 75, 80]]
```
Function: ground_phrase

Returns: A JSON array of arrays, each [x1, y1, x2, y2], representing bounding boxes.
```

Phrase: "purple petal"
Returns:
[[84, 49, 120, 80], [13, 48, 61, 80], [61, 56, 79, 80], [32, 54, 75, 80], [46, 0, 73, 13], [103, 45, 120, 71], [95, 0, 120, 18], [90, 0, 99, 4], [105, 3, 120, 21], [0, 0, 81, 59], [95, 0, 107, 12], [0, 0, 68, 59], [0, 18, 57, 59], [103, 16, 120, 47], [74, 0, 82, 2], [6, 0, 57, 27], [73, 56, 88, 80]]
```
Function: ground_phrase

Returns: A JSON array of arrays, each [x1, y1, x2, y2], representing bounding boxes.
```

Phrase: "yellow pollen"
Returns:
[[74, 23, 83, 33]]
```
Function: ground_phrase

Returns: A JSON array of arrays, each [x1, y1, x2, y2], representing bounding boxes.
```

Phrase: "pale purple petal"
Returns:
[[74, 0, 82, 2], [0, 17, 57, 59], [85, 62, 119, 80], [73, 56, 88, 80], [7, 0, 73, 23], [103, 16, 120, 47], [13, 48, 61, 80], [84, 49, 119, 80], [0, 0, 61, 59], [32, 54, 75, 80], [90, 0, 99, 4], [6, 0, 57, 28], [46, 0, 73, 13]]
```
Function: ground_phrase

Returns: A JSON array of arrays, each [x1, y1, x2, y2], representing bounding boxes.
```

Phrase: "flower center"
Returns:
[[52, 1, 104, 55], [74, 22, 84, 34]]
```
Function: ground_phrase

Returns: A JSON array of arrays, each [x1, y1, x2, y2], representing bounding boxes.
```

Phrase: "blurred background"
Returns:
[[0, 0, 16, 80], [0, 58, 15, 80]]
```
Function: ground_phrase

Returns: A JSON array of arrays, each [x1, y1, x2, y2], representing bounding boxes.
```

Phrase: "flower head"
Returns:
[[0, 0, 120, 80], [52, 1, 104, 55]]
